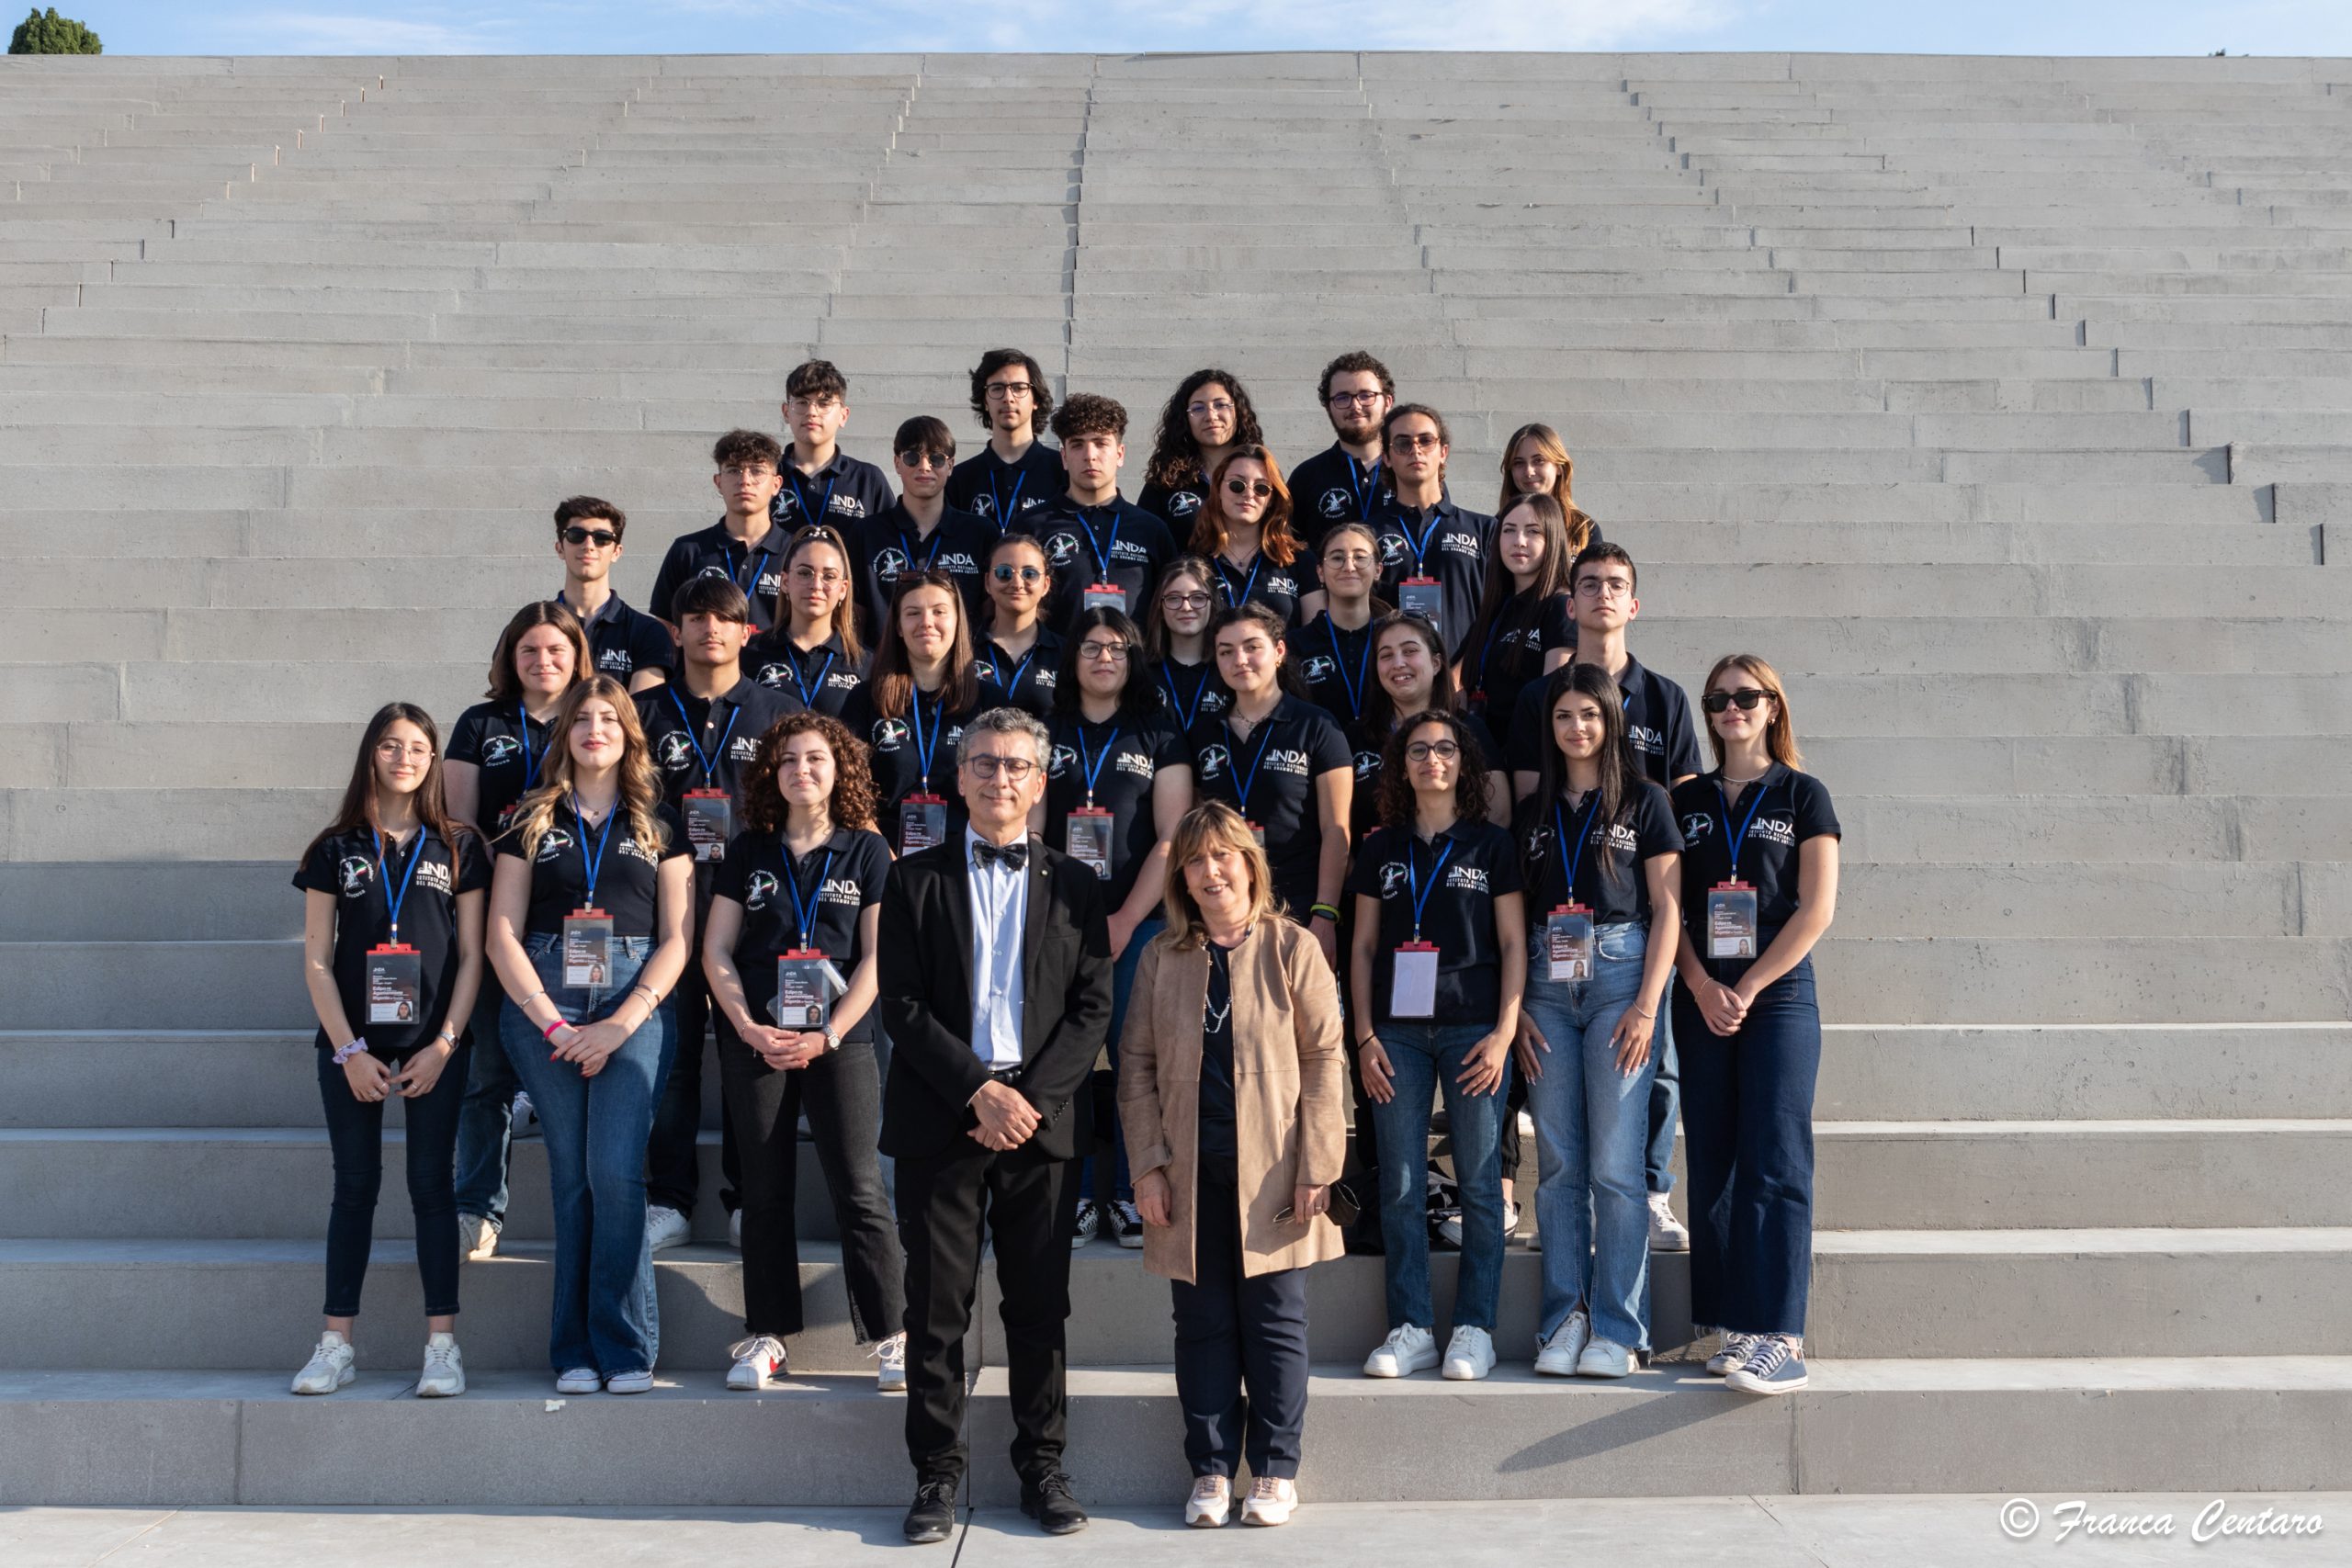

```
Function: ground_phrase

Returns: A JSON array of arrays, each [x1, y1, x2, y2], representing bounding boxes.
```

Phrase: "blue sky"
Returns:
[[51, 1, 2352, 58]]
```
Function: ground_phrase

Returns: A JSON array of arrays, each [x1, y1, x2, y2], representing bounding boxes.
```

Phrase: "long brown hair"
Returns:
[[507, 675, 669, 859], [783, 524, 864, 666], [1141, 555, 1217, 660], [1375, 709, 1491, 831], [1187, 445, 1298, 568], [1361, 611, 1459, 739], [1527, 662, 1637, 889], [1498, 423, 1595, 556], [1160, 800, 1280, 944], [484, 601, 589, 703], [741, 711, 878, 834], [1702, 653, 1804, 771], [1459, 492, 1576, 699], [303, 703, 472, 863], [868, 570, 979, 720]]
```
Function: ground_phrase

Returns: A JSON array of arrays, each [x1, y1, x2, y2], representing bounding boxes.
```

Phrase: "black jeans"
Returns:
[[718, 1021, 905, 1341], [318, 1041, 469, 1318], [1170, 1154, 1309, 1481], [646, 961, 741, 1217]]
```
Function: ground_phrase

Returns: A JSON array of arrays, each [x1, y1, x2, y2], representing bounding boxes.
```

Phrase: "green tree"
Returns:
[[9, 7, 102, 53]]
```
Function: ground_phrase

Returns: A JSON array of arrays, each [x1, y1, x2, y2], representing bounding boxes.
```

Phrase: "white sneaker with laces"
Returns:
[[417, 1333, 466, 1397], [555, 1367, 601, 1395], [728, 1335, 786, 1391], [874, 1332, 908, 1393], [1648, 1191, 1690, 1251], [291, 1331, 356, 1395], [1441, 1325, 1497, 1382], [1240, 1476, 1298, 1527], [458, 1213, 499, 1261], [1069, 1198, 1100, 1250], [605, 1370, 654, 1395], [1533, 1310, 1590, 1376], [1184, 1474, 1231, 1528], [1577, 1337, 1634, 1378], [1362, 1323, 1438, 1378], [1704, 1332, 1758, 1376], [645, 1204, 691, 1252]]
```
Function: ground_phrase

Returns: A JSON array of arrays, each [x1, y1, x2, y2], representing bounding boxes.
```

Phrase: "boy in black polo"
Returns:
[[1366, 404, 1492, 661], [633, 577, 797, 1252], [1506, 543, 1703, 797], [859, 414, 997, 635], [945, 346, 1062, 529], [1016, 392, 1176, 634], [548, 495, 672, 693], [1287, 351, 1397, 552], [773, 359, 894, 535], [650, 429, 790, 634]]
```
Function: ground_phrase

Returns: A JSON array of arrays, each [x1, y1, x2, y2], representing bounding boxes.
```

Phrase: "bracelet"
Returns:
[[540, 1017, 568, 1041], [518, 989, 547, 1008], [1309, 903, 1340, 922], [435, 1026, 459, 1045], [630, 983, 661, 1006], [332, 1039, 368, 1066]]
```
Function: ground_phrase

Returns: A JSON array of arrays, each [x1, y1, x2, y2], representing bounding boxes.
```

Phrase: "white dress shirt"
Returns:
[[965, 825, 1029, 1070]]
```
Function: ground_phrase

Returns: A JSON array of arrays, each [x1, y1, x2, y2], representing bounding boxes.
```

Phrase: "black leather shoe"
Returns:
[[902, 1478, 959, 1545], [1020, 1469, 1089, 1536]]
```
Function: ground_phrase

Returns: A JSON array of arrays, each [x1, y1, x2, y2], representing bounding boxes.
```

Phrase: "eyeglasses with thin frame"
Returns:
[[790, 564, 845, 587], [963, 753, 1039, 781], [562, 526, 618, 548], [1576, 575, 1634, 600], [992, 564, 1046, 584], [786, 394, 842, 412], [1188, 400, 1237, 420], [1702, 687, 1771, 715], [1405, 739, 1461, 762], [1387, 432, 1442, 452], [984, 381, 1034, 400], [1078, 641, 1132, 663], [1225, 479, 1272, 499], [376, 739, 435, 761], [718, 465, 777, 482]]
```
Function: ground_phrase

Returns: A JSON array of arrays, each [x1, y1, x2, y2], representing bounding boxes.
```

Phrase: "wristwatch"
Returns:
[[821, 1028, 842, 1054]]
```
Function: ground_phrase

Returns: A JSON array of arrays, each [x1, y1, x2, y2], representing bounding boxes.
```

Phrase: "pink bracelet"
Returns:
[[540, 1018, 567, 1041]]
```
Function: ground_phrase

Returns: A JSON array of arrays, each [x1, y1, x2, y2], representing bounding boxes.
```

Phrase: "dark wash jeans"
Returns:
[[1171, 1152, 1309, 1481], [317, 1039, 469, 1318]]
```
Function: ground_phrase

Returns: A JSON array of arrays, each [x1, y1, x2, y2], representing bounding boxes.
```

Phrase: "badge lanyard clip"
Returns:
[[1546, 795, 1602, 983]]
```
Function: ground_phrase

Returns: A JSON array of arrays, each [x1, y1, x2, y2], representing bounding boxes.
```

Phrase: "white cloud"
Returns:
[[242, 10, 513, 51]]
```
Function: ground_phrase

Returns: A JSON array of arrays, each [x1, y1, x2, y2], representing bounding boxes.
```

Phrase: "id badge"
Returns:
[[899, 793, 949, 853], [1546, 905, 1595, 983], [562, 908, 613, 990], [1066, 807, 1114, 880], [1708, 880, 1758, 960], [772, 950, 832, 1031], [684, 788, 731, 863], [1082, 581, 1128, 614], [366, 943, 422, 1025], [1390, 941, 1440, 1019], [1247, 819, 1266, 850], [1398, 577, 1442, 634]]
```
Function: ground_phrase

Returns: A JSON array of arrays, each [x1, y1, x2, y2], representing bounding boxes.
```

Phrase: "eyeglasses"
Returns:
[[561, 526, 618, 547], [1078, 642, 1131, 662], [984, 381, 1034, 400], [786, 394, 842, 412], [963, 754, 1038, 781], [1702, 688, 1771, 715], [1187, 400, 1237, 420], [1405, 739, 1461, 762], [1322, 549, 1374, 569], [1575, 575, 1634, 600], [1225, 479, 1272, 499], [1387, 432, 1442, 452], [790, 565, 845, 587], [897, 449, 953, 470], [1161, 591, 1213, 611], [718, 465, 777, 482], [992, 564, 1045, 584], [375, 739, 434, 761], [1327, 390, 1386, 410]]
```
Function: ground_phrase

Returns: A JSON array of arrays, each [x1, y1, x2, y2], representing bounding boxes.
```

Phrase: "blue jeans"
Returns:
[[1645, 1005, 1678, 1195], [1369, 1020, 1510, 1332], [1524, 922, 1656, 1352], [499, 932, 676, 1376], [452, 983, 517, 1225], [1086, 912, 1162, 1205]]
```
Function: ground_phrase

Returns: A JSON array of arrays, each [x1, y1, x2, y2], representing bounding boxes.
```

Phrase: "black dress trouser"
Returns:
[[1170, 1152, 1309, 1481]]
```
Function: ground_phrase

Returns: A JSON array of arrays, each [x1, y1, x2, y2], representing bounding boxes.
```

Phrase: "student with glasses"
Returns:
[[977, 532, 1063, 719], [1293, 524, 1387, 733], [1139, 369, 1267, 530], [1188, 446, 1316, 628], [650, 429, 790, 636], [948, 347, 1061, 529], [1671, 656, 1840, 1397], [1494, 423, 1600, 560], [548, 496, 672, 694], [1142, 557, 1231, 732], [773, 359, 892, 532], [1364, 406, 1494, 661], [840, 571, 1008, 855], [749, 524, 868, 721], [860, 415, 996, 637], [1287, 352, 1396, 552]]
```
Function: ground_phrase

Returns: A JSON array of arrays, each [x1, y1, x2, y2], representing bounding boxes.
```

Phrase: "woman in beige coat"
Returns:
[[1122, 801, 1349, 1529]]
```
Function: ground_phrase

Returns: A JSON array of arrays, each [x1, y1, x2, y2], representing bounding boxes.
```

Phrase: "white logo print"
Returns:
[[1447, 864, 1489, 894], [744, 870, 779, 911], [1300, 653, 1335, 682], [1317, 489, 1350, 520], [1628, 723, 1665, 754], [337, 856, 374, 898], [728, 736, 760, 761], [1353, 750, 1381, 779], [657, 732, 695, 770], [695, 564, 730, 582], [413, 858, 455, 896], [1264, 747, 1311, 776], [535, 826, 576, 863], [1379, 861, 1409, 899], [1748, 815, 1797, 849], [756, 662, 790, 687], [971, 494, 995, 519], [873, 717, 910, 752], [1375, 532, 1408, 569], [1169, 491, 1202, 517], [481, 735, 522, 766], [874, 546, 909, 582], [1680, 813, 1714, 844], [1197, 742, 1229, 781], [1043, 532, 1080, 569], [1048, 743, 1077, 779], [598, 649, 631, 672]]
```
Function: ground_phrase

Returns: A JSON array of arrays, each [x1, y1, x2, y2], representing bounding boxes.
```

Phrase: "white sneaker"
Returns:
[[874, 1332, 908, 1393], [1362, 1323, 1438, 1378], [1441, 1325, 1497, 1382], [1516, 1111, 1535, 1138], [1184, 1474, 1231, 1528], [510, 1090, 539, 1139], [728, 1335, 786, 1390], [1577, 1337, 1634, 1378], [605, 1369, 655, 1394], [1533, 1309, 1590, 1376], [729, 1207, 742, 1249], [1437, 1199, 1519, 1249], [1705, 1332, 1758, 1376], [555, 1367, 601, 1395], [458, 1213, 499, 1261], [291, 1330, 356, 1394], [1648, 1191, 1690, 1251], [417, 1333, 466, 1397], [645, 1204, 691, 1251], [1240, 1475, 1298, 1527]]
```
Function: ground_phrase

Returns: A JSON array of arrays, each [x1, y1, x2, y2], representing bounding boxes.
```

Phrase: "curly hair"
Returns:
[[1375, 709, 1491, 832], [967, 348, 1055, 434], [1145, 368, 1265, 491], [741, 710, 877, 835]]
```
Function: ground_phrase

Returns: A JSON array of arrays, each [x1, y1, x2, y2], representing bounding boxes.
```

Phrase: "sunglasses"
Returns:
[[562, 526, 618, 547], [898, 448, 953, 470], [1387, 432, 1442, 452], [992, 564, 1046, 584], [1225, 479, 1272, 499], [1702, 687, 1771, 714]]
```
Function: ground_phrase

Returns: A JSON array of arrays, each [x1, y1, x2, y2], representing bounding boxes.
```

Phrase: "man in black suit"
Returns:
[[879, 705, 1113, 1543]]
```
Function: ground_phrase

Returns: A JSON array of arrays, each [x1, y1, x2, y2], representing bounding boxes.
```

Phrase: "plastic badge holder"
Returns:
[[1082, 582, 1128, 614], [1398, 577, 1442, 634], [1066, 807, 1114, 879], [771, 950, 848, 1030], [562, 909, 613, 989], [366, 943, 422, 1024], [1390, 941, 1440, 1019], [1708, 881, 1759, 960], [900, 794, 949, 854], [684, 788, 732, 863], [1247, 819, 1266, 850], [1546, 905, 1595, 983]]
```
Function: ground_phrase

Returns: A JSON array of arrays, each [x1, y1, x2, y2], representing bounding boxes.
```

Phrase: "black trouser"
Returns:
[[646, 959, 742, 1217], [718, 1021, 905, 1342], [318, 1042, 469, 1318], [896, 1135, 1076, 1485], [1171, 1153, 1309, 1481]]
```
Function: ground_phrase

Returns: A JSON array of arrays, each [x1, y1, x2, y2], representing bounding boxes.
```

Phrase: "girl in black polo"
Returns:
[[1187, 445, 1317, 627], [1494, 423, 1601, 560], [747, 525, 866, 719], [1138, 368, 1265, 528], [1351, 613, 1508, 836], [839, 570, 1008, 854], [1144, 556, 1230, 730], [1295, 524, 1385, 731], [1458, 492, 1577, 728], [974, 532, 1061, 718], [1345, 710, 1525, 1382], [291, 702, 490, 1398], [1669, 654, 1841, 1399], [704, 711, 905, 1392]]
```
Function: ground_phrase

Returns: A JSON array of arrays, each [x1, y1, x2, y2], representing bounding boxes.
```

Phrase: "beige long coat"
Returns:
[[1116, 916, 1350, 1283]]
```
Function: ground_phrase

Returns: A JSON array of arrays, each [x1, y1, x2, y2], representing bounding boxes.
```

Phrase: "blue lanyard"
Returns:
[[902, 525, 944, 572], [781, 846, 836, 951], [1230, 713, 1280, 817], [515, 705, 546, 790], [780, 645, 837, 711], [666, 689, 741, 786], [787, 471, 836, 527], [1074, 723, 1121, 807], [991, 639, 1039, 699], [371, 827, 426, 942], [1216, 551, 1264, 609], [731, 542, 772, 598], [1076, 505, 1122, 581], [989, 468, 1027, 525], [1345, 455, 1381, 519], [1323, 616, 1370, 721], [1404, 833, 1456, 942], [571, 795, 615, 908], [1160, 660, 1216, 729], [1396, 505, 1445, 575], [1716, 775, 1770, 880], [1553, 793, 1603, 906], [910, 686, 945, 791]]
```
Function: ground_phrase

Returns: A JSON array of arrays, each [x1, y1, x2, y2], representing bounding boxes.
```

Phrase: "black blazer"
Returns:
[[876, 833, 1114, 1161]]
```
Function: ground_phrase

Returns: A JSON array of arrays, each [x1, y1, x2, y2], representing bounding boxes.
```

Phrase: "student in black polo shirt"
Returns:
[[1020, 392, 1176, 632], [1458, 492, 1577, 729], [772, 359, 894, 534], [1189, 604, 1352, 972], [838, 571, 1008, 855], [1351, 406, 1492, 661], [748, 525, 867, 720], [1042, 607, 1195, 1248], [635, 579, 797, 1254], [291, 703, 491, 1399], [1138, 368, 1266, 529], [703, 711, 906, 1393], [1189, 445, 1317, 628], [947, 346, 1062, 529], [1669, 654, 1840, 1398], [1494, 423, 1600, 561], [1288, 351, 1396, 553], [650, 429, 790, 636], [860, 415, 995, 637], [1346, 710, 1525, 1383], [974, 532, 1061, 719], [1514, 662, 1683, 1380], [1351, 613, 1509, 837], [1142, 557, 1230, 731], [549, 496, 672, 694], [1294, 524, 1386, 733]]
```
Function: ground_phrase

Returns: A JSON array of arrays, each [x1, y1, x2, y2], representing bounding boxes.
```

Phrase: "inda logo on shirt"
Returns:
[[597, 649, 633, 674], [819, 876, 863, 907], [413, 857, 455, 897], [336, 856, 374, 898], [1264, 748, 1312, 778], [481, 735, 523, 767], [1440, 529, 1482, 560], [617, 835, 662, 866], [1196, 742, 1230, 781], [1627, 723, 1665, 756], [656, 733, 695, 771], [744, 870, 779, 911], [1749, 815, 1797, 849], [727, 735, 760, 763], [1447, 864, 1490, 894]]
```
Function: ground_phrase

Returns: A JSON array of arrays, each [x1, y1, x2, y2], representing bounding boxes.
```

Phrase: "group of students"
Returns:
[[288, 347, 1841, 1533]]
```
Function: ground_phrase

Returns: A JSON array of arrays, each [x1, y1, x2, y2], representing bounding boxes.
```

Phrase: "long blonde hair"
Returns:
[[1702, 653, 1804, 771], [1498, 423, 1595, 555], [509, 674, 671, 858], [1160, 801, 1280, 946]]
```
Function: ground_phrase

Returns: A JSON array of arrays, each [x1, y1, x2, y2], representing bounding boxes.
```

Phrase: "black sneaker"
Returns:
[[903, 1477, 959, 1544], [1113, 1200, 1145, 1249], [1069, 1199, 1100, 1251], [1020, 1469, 1089, 1536]]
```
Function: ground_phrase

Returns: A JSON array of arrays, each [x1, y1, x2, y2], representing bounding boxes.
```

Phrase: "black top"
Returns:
[[294, 824, 492, 1055], [975, 627, 1062, 719], [1045, 707, 1190, 908], [1367, 496, 1495, 659], [1346, 818, 1524, 1028], [745, 630, 865, 718], [1295, 613, 1377, 730], [768, 449, 894, 533], [1345, 707, 1502, 839], [946, 441, 1063, 530], [1017, 497, 1178, 633], [714, 824, 893, 1043], [648, 520, 789, 632], [1518, 781, 1683, 925], [1151, 655, 1231, 730], [1136, 471, 1211, 532], [634, 677, 796, 813], [1462, 590, 1575, 727], [496, 798, 691, 939], [1189, 694, 1353, 919], [1287, 443, 1393, 551], [855, 501, 996, 636], [556, 592, 673, 684], [838, 680, 1009, 852], [1506, 653, 1706, 789], [447, 700, 559, 833], [1670, 763, 1841, 968], [1198, 941, 1238, 1164], [1209, 547, 1318, 628]]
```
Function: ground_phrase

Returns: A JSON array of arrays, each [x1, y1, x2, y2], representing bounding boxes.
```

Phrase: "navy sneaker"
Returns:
[[1724, 1334, 1807, 1395]]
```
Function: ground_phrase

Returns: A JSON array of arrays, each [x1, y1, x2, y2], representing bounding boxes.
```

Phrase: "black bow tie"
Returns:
[[973, 839, 1028, 871]]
